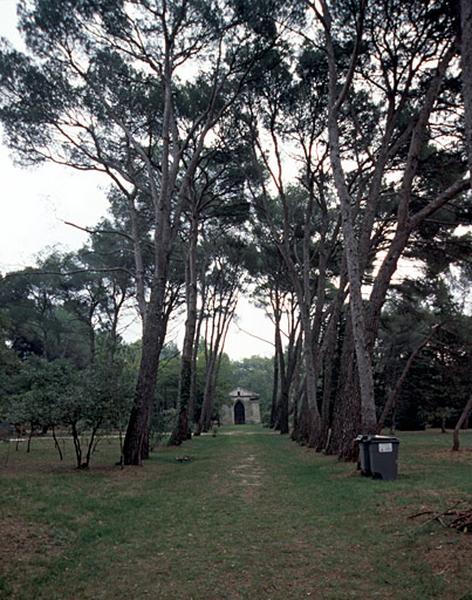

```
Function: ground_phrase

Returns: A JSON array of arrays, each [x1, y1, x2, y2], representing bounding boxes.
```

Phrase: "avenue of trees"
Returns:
[[0, 0, 471, 464]]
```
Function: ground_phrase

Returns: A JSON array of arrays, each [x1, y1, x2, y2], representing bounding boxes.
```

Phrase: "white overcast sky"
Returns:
[[0, 1, 274, 360]]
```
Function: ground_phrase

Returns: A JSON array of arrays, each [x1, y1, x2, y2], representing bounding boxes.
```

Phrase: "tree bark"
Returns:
[[460, 0, 472, 182], [128, 191, 147, 325], [188, 298, 205, 437], [273, 310, 285, 432], [169, 215, 199, 446], [123, 39, 176, 464], [197, 294, 237, 434], [293, 388, 312, 445], [320, 297, 342, 448], [123, 277, 167, 464], [269, 292, 282, 429], [452, 396, 472, 452], [270, 347, 280, 429], [275, 331, 289, 434], [51, 426, 63, 461], [327, 316, 361, 460], [299, 306, 322, 445], [198, 352, 218, 433], [317, 0, 376, 435]]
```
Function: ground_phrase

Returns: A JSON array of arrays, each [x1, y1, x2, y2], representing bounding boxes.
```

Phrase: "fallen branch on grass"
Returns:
[[409, 503, 472, 533], [448, 511, 472, 533]]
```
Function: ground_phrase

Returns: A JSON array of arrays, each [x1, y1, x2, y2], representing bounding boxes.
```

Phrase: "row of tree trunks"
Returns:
[[451, 0, 472, 453], [197, 269, 239, 433], [122, 0, 470, 464], [327, 317, 360, 459], [123, 1, 273, 463], [313, 3, 465, 459]]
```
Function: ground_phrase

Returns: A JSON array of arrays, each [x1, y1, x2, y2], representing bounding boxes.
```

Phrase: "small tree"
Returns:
[[7, 357, 75, 457]]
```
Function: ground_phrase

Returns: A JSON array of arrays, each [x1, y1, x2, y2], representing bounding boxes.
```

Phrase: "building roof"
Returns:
[[229, 387, 260, 400]]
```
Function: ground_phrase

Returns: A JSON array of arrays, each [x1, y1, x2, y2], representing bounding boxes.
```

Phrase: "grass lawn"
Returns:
[[1, 426, 472, 599]]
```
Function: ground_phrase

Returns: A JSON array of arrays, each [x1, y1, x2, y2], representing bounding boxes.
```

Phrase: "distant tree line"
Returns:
[[0, 242, 275, 465], [0, 0, 471, 464]]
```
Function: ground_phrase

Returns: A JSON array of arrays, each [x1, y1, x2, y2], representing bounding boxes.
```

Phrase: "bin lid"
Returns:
[[368, 435, 399, 443]]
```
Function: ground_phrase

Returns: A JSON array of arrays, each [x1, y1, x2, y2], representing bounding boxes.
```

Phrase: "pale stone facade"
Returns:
[[220, 387, 261, 425]]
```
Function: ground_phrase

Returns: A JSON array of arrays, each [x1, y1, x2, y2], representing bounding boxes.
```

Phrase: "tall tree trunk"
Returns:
[[198, 353, 218, 433], [275, 340, 288, 434], [169, 215, 199, 446], [274, 308, 287, 433], [88, 313, 96, 365], [320, 308, 340, 448], [27, 423, 34, 453], [318, 270, 347, 449], [327, 316, 361, 459], [123, 277, 167, 464], [441, 412, 447, 434], [291, 385, 299, 438], [128, 191, 147, 324], [51, 426, 63, 461], [328, 150, 376, 434], [270, 347, 280, 429], [299, 306, 322, 447], [123, 45, 175, 465], [188, 302, 205, 437], [277, 386, 290, 435], [321, 1, 377, 435], [277, 328, 302, 436], [270, 306, 281, 429], [198, 309, 234, 434], [452, 396, 472, 452], [291, 367, 306, 441], [460, 0, 472, 181], [293, 388, 312, 445]]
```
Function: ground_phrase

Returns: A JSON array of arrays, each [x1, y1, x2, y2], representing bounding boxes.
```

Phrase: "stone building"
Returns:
[[220, 387, 261, 425]]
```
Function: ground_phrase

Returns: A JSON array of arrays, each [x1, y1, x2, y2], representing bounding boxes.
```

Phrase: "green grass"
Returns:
[[1, 428, 471, 599]]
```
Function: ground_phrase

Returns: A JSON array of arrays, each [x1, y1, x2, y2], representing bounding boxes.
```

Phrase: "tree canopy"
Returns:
[[0, 0, 471, 463]]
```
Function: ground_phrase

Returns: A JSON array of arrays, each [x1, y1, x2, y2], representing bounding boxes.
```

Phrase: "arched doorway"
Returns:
[[234, 400, 245, 425]]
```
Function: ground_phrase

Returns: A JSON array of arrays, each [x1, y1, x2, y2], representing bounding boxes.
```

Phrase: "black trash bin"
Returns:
[[368, 435, 399, 480], [355, 435, 372, 476], [355, 435, 400, 480]]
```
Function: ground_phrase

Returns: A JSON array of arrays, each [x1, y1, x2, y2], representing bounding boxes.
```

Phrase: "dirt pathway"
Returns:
[[230, 453, 266, 499]]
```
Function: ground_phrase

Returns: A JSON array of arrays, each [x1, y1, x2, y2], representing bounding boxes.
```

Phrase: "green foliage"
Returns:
[[191, 345, 233, 423], [155, 342, 181, 411], [378, 275, 472, 430], [6, 356, 76, 430], [0, 313, 20, 417], [214, 352, 233, 411], [4, 333, 136, 466], [82, 338, 136, 433], [0, 0, 470, 456]]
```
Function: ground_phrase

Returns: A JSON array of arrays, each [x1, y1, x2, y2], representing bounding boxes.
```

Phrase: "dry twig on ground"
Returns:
[[409, 503, 472, 533]]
